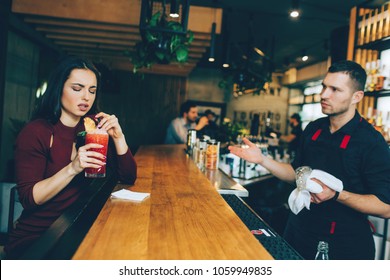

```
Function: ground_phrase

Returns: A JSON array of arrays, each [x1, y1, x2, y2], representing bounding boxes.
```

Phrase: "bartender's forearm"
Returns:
[[338, 191, 390, 218], [280, 134, 296, 143], [261, 156, 296, 184]]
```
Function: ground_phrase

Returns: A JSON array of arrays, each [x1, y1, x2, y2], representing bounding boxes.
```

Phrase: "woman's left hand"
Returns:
[[95, 112, 124, 139]]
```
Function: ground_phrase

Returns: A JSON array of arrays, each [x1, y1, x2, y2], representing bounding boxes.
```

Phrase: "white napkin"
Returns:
[[288, 169, 343, 215], [111, 189, 150, 202]]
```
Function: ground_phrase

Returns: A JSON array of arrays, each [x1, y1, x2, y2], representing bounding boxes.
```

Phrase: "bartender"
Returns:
[[279, 113, 303, 159], [228, 60, 390, 259]]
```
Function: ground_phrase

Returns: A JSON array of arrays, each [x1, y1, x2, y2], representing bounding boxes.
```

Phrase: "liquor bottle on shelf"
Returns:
[[365, 61, 372, 92], [384, 112, 390, 142], [368, 60, 379, 92], [367, 107, 375, 125], [375, 110, 383, 132], [376, 60, 386, 91]]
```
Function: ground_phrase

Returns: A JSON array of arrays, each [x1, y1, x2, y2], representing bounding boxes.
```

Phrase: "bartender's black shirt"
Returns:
[[285, 111, 390, 260]]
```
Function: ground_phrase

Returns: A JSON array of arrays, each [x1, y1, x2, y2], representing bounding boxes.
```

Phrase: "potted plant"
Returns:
[[128, 11, 194, 73]]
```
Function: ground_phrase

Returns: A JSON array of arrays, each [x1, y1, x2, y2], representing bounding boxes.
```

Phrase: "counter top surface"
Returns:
[[72, 144, 273, 260]]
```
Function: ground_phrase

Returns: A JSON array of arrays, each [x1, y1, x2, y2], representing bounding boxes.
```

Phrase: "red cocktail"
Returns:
[[85, 129, 109, 178]]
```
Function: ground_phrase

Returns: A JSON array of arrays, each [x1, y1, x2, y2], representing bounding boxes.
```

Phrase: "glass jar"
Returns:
[[205, 139, 220, 170]]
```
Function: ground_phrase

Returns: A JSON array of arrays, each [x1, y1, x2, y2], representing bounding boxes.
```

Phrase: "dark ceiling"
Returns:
[[192, 0, 386, 73]]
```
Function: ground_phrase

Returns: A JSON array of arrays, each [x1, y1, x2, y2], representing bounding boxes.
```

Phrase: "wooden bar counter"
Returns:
[[72, 144, 273, 260]]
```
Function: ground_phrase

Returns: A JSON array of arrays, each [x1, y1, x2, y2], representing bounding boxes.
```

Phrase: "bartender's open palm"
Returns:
[[228, 138, 263, 164]]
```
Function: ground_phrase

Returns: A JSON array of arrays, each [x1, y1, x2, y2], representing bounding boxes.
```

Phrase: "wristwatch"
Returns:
[[332, 191, 340, 201]]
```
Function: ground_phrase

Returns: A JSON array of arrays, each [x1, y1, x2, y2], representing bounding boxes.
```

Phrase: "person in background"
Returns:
[[3, 57, 137, 259], [198, 109, 219, 139], [229, 60, 390, 259], [279, 113, 303, 158], [164, 100, 208, 144]]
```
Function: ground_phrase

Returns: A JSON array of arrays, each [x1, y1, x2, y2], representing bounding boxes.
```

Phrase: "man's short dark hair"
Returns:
[[328, 60, 367, 92], [204, 109, 215, 116], [180, 100, 197, 116], [291, 113, 301, 123]]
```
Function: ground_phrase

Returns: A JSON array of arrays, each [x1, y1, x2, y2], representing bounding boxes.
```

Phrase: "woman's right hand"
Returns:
[[70, 143, 106, 174], [228, 137, 264, 164]]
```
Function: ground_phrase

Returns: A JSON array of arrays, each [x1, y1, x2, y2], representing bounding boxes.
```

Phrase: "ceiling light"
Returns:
[[253, 47, 265, 57], [208, 22, 216, 63], [301, 49, 308, 61], [169, 0, 180, 18], [290, 0, 300, 18], [223, 43, 231, 68], [290, 11, 299, 17]]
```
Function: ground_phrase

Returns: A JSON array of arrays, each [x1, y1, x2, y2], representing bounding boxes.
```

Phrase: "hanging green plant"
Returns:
[[126, 11, 194, 73]]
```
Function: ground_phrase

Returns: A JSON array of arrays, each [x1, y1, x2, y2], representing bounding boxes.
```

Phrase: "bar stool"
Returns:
[[7, 186, 23, 234]]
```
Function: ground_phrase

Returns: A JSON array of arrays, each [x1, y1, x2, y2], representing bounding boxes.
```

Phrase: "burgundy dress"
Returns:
[[4, 118, 137, 259]]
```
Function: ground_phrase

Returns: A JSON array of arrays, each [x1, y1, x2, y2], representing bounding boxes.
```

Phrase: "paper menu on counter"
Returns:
[[111, 189, 150, 202]]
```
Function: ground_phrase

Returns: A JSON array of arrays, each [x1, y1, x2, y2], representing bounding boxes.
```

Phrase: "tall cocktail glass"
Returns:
[[84, 129, 109, 178]]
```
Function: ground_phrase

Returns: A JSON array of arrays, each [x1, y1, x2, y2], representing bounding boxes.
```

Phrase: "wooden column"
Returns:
[[0, 0, 11, 154], [347, 6, 358, 61]]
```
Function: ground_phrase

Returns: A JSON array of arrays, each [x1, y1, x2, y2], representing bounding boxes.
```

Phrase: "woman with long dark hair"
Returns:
[[4, 57, 137, 259]]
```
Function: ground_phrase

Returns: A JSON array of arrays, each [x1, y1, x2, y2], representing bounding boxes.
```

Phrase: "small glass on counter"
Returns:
[[205, 139, 220, 170]]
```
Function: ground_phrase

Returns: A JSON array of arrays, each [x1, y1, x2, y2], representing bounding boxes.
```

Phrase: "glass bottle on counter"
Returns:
[[315, 241, 329, 260], [197, 138, 208, 171], [192, 138, 200, 163], [186, 129, 197, 155]]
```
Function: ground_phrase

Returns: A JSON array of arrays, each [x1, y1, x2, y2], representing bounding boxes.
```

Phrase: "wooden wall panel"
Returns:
[[99, 71, 186, 152], [0, 31, 39, 181], [0, 0, 12, 161]]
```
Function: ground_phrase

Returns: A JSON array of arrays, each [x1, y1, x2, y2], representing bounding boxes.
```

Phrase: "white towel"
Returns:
[[111, 189, 150, 202], [288, 168, 343, 215]]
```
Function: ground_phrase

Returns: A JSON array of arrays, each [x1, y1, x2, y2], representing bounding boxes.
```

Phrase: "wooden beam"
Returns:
[[65, 47, 202, 61], [24, 16, 139, 32], [55, 40, 129, 51], [37, 27, 141, 40], [45, 34, 134, 46], [347, 6, 357, 61], [89, 57, 196, 77]]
